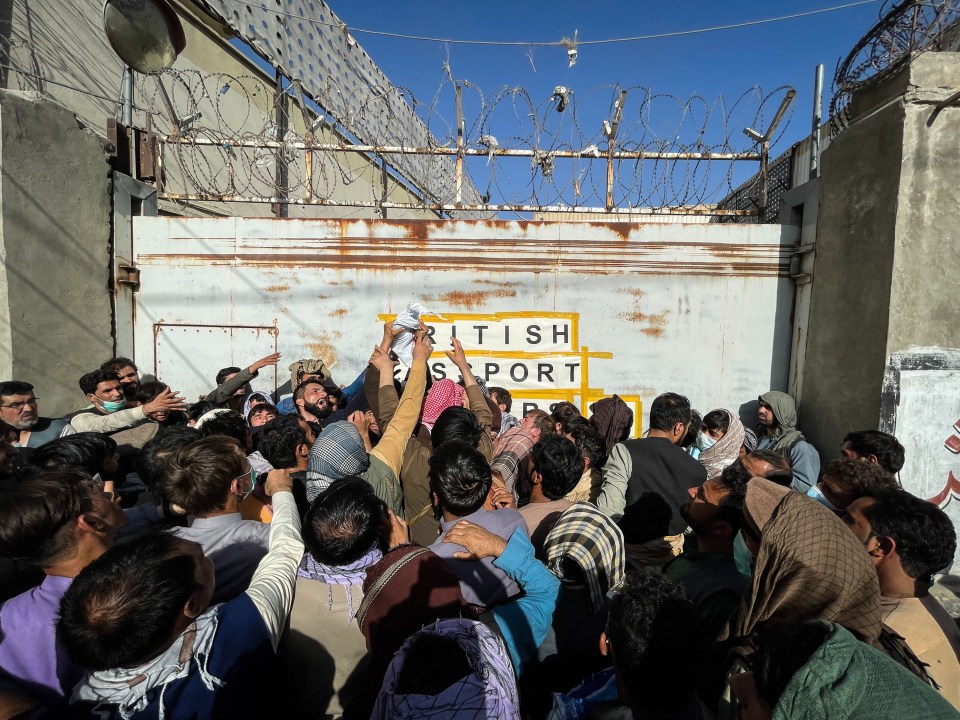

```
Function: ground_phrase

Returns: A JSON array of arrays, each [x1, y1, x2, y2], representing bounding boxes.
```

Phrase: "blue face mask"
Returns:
[[98, 397, 127, 413], [806, 483, 837, 511], [733, 530, 754, 578], [696, 432, 718, 452]]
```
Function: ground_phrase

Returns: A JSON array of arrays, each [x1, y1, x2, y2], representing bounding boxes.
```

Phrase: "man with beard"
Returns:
[[662, 463, 750, 642], [0, 382, 74, 458], [100, 358, 141, 405], [293, 377, 369, 429]]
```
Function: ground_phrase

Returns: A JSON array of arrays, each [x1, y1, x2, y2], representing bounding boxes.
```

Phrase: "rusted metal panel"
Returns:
[[132, 217, 799, 424]]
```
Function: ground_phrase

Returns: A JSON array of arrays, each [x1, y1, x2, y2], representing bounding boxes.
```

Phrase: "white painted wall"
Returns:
[[131, 218, 799, 434]]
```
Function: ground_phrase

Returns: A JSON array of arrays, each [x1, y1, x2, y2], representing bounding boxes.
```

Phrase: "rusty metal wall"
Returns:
[[131, 218, 799, 429]]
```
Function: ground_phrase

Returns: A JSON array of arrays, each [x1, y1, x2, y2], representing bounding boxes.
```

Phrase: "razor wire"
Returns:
[[138, 67, 796, 216]]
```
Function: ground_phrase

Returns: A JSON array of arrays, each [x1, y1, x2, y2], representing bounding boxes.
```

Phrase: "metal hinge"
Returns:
[[118, 264, 141, 292]]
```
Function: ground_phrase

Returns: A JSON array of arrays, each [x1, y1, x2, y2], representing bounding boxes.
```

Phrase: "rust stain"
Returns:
[[307, 331, 338, 365], [619, 298, 669, 338], [473, 279, 521, 288], [437, 289, 517, 309], [330, 307, 348, 317], [618, 288, 646, 298], [316, 294, 331, 299], [641, 326, 666, 337], [264, 284, 290, 293]]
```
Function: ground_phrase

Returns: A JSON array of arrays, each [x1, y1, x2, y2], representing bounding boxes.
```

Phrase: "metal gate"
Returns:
[[129, 217, 799, 431]]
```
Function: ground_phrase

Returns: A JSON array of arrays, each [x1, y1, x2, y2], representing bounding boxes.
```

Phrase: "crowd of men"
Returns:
[[0, 322, 958, 720]]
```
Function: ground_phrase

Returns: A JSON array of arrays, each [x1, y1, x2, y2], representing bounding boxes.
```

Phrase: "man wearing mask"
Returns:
[[70, 369, 185, 434], [755, 391, 821, 493], [100, 358, 141, 404]]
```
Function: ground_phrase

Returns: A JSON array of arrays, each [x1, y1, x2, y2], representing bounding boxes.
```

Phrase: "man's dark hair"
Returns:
[[701, 410, 730, 435], [215, 366, 242, 387], [187, 401, 217, 423], [649, 392, 692, 434], [432, 406, 482, 448], [0, 469, 99, 567], [860, 489, 957, 583], [30, 433, 118, 475], [532, 435, 584, 500], [748, 620, 832, 710], [134, 427, 201, 490], [0, 381, 34, 398], [293, 379, 323, 403], [257, 415, 307, 469], [680, 410, 702, 449], [843, 430, 905, 476], [714, 463, 750, 531], [58, 532, 202, 671], [303, 478, 386, 566], [821, 458, 898, 499], [322, 382, 344, 410], [551, 402, 587, 435], [606, 569, 706, 711], [569, 423, 608, 470], [524, 409, 555, 437], [162, 435, 245, 515], [745, 449, 793, 487], [135, 381, 167, 406], [428, 441, 492, 517], [489, 386, 512, 413], [100, 357, 138, 374], [198, 410, 249, 448], [79, 369, 119, 396]]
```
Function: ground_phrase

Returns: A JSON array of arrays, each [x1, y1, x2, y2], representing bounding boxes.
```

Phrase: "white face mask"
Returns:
[[696, 432, 718, 452], [806, 483, 837, 511]]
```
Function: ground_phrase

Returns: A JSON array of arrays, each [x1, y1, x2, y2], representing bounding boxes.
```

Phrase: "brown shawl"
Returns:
[[730, 479, 882, 644], [589, 395, 633, 454], [699, 409, 745, 481]]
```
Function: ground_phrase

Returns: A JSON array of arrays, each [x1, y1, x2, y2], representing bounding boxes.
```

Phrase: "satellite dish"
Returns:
[[103, 0, 186, 73]]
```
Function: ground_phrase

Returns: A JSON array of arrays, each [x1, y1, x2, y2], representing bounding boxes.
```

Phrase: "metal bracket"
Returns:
[[117, 264, 141, 292]]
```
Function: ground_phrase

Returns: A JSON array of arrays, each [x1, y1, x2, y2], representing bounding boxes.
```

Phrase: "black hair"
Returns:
[[58, 533, 203, 671], [532, 434, 585, 500], [293, 379, 323, 402], [680, 409, 702, 449], [821, 458, 898, 499], [569, 423, 608, 470], [714, 463, 750, 531], [100, 357, 138, 373], [428, 441, 492, 517], [257, 415, 308, 470], [748, 620, 833, 709], [860, 489, 957, 583], [187, 400, 217, 423], [162, 435, 245, 515], [0, 381, 33, 397], [29, 433, 117, 475], [432, 406, 482, 449], [135, 381, 168, 405], [215, 366, 242, 386], [303, 478, 386, 566], [745, 449, 794, 487], [843, 430, 906, 476], [0, 469, 99, 566], [551, 401, 587, 435], [134, 427, 201, 490], [198, 411, 249, 448], [606, 569, 706, 710], [648, 392, 693, 434], [489, 386, 512, 413], [523, 409, 555, 437], [79, 369, 120, 396], [701, 410, 730, 435]]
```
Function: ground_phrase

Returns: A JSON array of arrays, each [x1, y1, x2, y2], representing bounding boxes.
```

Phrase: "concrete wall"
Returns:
[[800, 52, 960, 562], [1, 0, 436, 219], [0, 90, 113, 415]]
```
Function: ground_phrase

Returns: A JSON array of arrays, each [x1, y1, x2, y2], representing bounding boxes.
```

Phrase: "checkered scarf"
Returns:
[[544, 503, 626, 614], [491, 427, 535, 494], [306, 421, 370, 502], [421, 379, 465, 429]]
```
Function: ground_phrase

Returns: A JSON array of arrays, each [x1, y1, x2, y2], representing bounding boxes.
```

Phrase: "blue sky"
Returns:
[[234, 1, 887, 208], [320, 0, 885, 207]]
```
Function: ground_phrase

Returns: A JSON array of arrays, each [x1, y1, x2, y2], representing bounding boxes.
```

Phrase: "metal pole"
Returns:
[[274, 71, 289, 218], [122, 66, 133, 127], [606, 90, 627, 211], [455, 83, 464, 207], [811, 64, 823, 180]]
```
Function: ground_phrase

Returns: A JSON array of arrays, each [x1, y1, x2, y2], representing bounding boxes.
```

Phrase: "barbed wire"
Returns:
[[138, 67, 796, 215], [830, 0, 960, 127]]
